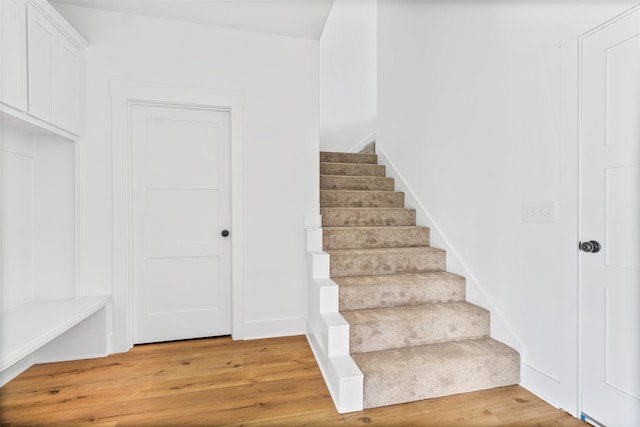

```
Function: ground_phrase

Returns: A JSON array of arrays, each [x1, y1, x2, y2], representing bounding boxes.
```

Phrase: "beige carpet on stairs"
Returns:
[[320, 149, 520, 409]]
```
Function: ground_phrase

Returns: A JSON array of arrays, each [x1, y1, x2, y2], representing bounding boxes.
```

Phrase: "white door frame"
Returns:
[[110, 80, 244, 353]]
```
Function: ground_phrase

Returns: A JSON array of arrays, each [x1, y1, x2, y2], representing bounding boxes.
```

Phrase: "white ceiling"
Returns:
[[50, 0, 335, 40]]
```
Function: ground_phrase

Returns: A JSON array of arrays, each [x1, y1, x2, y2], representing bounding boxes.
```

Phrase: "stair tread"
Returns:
[[320, 162, 386, 178], [320, 161, 382, 166], [321, 189, 398, 194], [353, 337, 521, 408], [323, 226, 430, 250], [320, 174, 390, 179], [326, 247, 444, 256], [328, 247, 446, 277], [342, 300, 488, 324], [353, 337, 518, 367], [323, 225, 428, 231], [336, 272, 466, 311], [320, 152, 377, 164], [343, 302, 490, 353], [334, 271, 463, 286], [321, 190, 405, 208], [322, 207, 417, 227], [322, 207, 415, 211], [321, 175, 395, 191]]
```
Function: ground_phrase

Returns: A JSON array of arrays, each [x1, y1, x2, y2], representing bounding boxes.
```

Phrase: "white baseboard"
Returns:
[[0, 355, 34, 387], [306, 328, 363, 413], [350, 132, 376, 153], [241, 317, 307, 340]]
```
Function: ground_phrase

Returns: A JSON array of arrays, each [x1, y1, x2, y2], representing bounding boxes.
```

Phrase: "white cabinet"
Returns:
[[0, 2, 103, 388], [26, 3, 56, 123], [0, 0, 28, 111], [0, 0, 85, 137], [26, 2, 82, 133], [54, 37, 80, 131]]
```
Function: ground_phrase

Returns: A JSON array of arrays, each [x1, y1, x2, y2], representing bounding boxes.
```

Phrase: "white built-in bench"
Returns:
[[0, 296, 111, 386]]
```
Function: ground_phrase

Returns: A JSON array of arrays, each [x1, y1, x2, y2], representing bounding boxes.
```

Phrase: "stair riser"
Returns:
[[323, 227, 429, 250], [321, 208, 416, 227], [345, 304, 490, 354], [329, 250, 445, 277], [320, 176, 395, 192], [320, 163, 385, 177], [321, 191, 404, 208], [337, 276, 465, 311], [353, 340, 521, 409], [320, 152, 377, 164]]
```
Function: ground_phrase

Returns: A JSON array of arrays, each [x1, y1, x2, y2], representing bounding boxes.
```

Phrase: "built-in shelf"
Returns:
[[0, 103, 79, 141], [0, 296, 111, 372]]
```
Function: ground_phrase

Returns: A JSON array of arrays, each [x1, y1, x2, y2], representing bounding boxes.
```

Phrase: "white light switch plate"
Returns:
[[522, 201, 557, 223]]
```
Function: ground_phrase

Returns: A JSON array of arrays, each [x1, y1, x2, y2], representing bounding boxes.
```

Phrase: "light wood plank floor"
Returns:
[[1, 335, 586, 426]]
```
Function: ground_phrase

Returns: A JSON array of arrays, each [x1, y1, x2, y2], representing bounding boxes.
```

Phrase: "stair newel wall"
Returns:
[[305, 215, 364, 414]]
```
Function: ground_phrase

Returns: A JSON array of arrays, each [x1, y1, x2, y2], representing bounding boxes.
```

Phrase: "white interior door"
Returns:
[[132, 104, 231, 344], [579, 7, 640, 426]]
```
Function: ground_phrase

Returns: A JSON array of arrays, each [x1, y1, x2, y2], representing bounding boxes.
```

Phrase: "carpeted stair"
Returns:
[[320, 149, 520, 409]]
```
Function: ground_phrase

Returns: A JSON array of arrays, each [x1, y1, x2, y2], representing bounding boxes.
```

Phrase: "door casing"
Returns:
[[110, 80, 244, 353]]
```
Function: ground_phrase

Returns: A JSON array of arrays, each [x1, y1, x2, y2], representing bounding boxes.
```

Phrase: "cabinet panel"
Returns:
[[0, 0, 28, 111], [27, 4, 56, 123], [54, 39, 79, 132]]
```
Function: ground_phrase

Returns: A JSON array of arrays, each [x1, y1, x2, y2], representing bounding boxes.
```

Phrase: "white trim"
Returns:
[[304, 213, 322, 229], [74, 136, 83, 297], [349, 131, 376, 153], [241, 317, 307, 340], [29, 0, 88, 49], [305, 224, 364, 413], [0, 103, 79, 141], [579, 3, 640, 40], [110, 80, 244, 353]]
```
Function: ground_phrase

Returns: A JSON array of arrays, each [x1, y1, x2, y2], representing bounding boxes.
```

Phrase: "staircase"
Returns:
[[319, 149, 520, 409]]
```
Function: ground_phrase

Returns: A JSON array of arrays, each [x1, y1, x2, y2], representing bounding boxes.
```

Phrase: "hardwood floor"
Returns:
[[1, 335, 586, 426]]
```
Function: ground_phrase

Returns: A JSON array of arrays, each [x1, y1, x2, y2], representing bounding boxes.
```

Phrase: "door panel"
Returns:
[[580, 6, 640, 426], [27, 4, 55, 122], [605, 35, 640, 148], [605, 165, 640, 270], [54, 39, 79, 132], [132, 104, 231, 344]]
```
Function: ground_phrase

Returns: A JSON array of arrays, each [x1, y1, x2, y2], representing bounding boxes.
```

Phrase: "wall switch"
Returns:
[[522, 201, 557, 223]]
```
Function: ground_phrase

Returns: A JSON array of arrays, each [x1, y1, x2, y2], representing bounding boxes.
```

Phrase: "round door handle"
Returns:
[[221, 230, 230, 237], [579, 240, 601, 253]]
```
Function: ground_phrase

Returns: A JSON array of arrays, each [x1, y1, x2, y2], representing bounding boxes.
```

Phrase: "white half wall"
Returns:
[[52, 4, 319, 341], [377, 1, 637, 416], [319, 0, 376, 152]]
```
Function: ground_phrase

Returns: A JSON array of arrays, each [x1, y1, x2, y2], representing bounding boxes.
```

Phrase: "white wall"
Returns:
[[1, 125, 75, 311], [52, 4, 319, 339], [1, 126, 35, 311], [319, 0, 376, 152], [377, 1, 636, 415]]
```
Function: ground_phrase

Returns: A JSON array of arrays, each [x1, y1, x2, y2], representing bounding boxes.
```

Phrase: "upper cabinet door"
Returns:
[[0, 0, 28, 111], [27, 3, 56, 124], [54, 37, 79, 132]]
